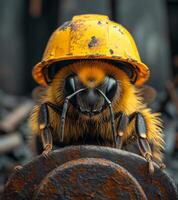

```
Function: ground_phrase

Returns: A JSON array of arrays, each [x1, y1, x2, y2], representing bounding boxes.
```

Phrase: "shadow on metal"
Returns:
[[3, 145, 178, 200]]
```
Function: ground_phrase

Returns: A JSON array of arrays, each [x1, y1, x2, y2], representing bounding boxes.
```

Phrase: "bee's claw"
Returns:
[[145, 153, 154, 174], [42, 152, 48, 159], [116, 136, 123, 149], [159, 163, 166, 170], [42, 144, 52, 158], [14, 165, 23, 172], [42, 151, 50, 159], [148, 160, 154, 174]]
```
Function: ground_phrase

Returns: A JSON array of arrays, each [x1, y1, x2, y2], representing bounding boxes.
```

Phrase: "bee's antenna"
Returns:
[[59, 88, 86, 142], [96, 89, 117, 147]]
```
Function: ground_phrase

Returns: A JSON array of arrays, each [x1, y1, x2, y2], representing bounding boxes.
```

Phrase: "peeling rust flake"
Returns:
[[58, 21, 72, 31], [87, 54, 105, 58], [109, 49, 114, 55], [88, 36, 98, 48], [118, 28, 124, 35], [71, 22, 81, 31], [66, 53, 73, 56]]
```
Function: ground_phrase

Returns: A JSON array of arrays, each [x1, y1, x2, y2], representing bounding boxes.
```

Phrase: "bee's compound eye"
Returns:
[[64, 75, 76, 95], [106, 77, 117, 100]]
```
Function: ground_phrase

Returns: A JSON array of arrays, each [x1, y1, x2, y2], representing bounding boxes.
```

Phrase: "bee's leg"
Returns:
[[116, 113, 128, 149], [38, 103, 53, 156], [157, 162, 166, 170], [134, 112, 154, 174]]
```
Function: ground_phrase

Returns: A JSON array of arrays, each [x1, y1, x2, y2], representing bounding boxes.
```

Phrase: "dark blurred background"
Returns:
[[0, 0, 178, 194]]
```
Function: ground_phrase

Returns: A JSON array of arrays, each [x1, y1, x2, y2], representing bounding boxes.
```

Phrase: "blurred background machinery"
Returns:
[[0, 0, 178, 197]]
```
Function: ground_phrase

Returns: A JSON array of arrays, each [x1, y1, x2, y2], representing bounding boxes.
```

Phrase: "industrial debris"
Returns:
[[0, 91, 34, 197]]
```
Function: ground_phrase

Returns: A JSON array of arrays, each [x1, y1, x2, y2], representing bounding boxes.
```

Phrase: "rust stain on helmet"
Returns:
[[88, 36, 99, 48], [109, 49, 114, 55]]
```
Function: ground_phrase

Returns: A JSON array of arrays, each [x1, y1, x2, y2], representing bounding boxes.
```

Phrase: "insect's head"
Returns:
[[46, 59, 135, 117], [63, 61, 118, 117]]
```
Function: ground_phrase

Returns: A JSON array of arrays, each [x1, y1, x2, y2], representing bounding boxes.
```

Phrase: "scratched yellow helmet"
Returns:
[[33, 14, 150, 87]]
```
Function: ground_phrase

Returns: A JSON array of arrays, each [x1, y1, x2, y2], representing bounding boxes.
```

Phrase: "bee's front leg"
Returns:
[[38, 103, 53, 156], [134, 112, 154, 174], [115, 112, 128, 149]]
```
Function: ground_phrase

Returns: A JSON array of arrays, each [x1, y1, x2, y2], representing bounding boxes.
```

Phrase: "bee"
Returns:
[[29, 14, 165, 173], [29, 60, 164, 173]]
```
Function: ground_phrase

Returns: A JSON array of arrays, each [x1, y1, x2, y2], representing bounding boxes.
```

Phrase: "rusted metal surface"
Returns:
[[35, 158, 147, 200], [3, 145, 178, 200]]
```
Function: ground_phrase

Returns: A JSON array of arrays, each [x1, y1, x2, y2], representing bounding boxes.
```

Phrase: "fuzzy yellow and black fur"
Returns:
[[29, 60, 164, 163]]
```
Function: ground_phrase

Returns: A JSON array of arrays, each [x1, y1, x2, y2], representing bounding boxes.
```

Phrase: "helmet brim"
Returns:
[[33, 55, 150, 87]]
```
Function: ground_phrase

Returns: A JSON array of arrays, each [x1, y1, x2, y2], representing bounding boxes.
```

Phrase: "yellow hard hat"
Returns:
[[32, 14, 150, 86]]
